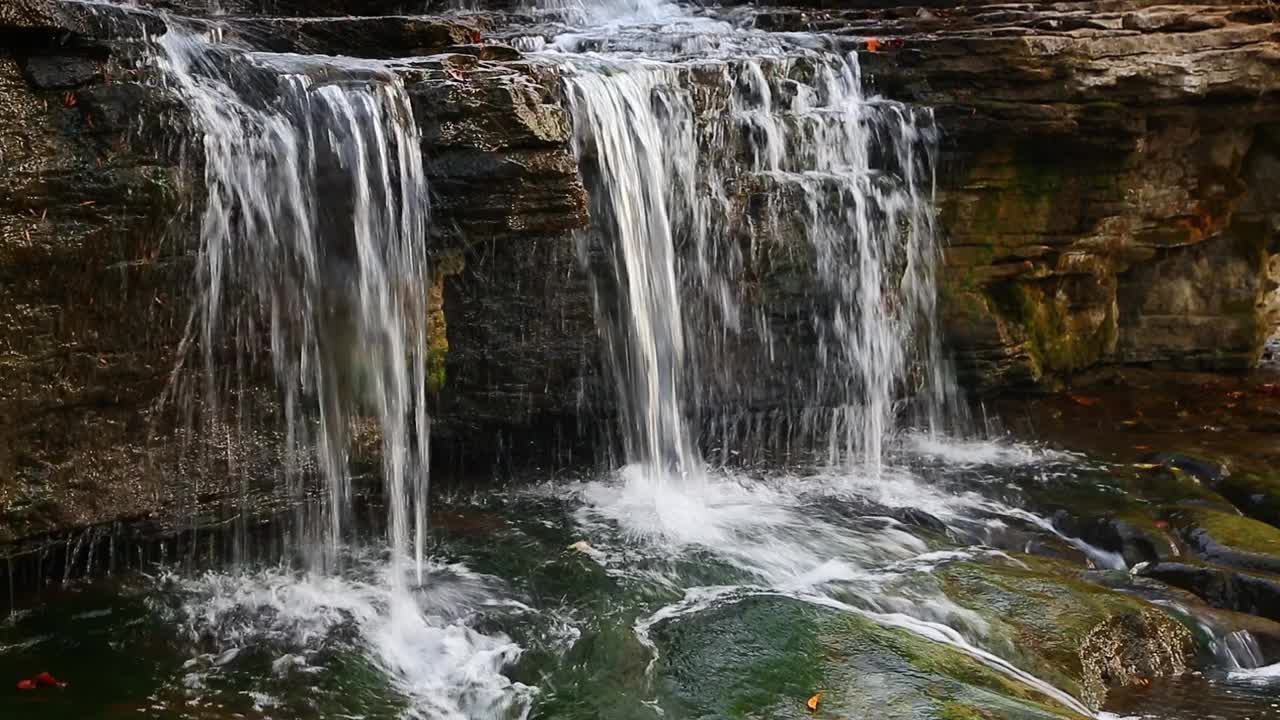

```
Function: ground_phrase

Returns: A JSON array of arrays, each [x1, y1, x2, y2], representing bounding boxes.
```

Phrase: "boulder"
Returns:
[[936, 556, 1196, 709], [1135, 561, 1280, 623], [651, 594, 1090, 719], [1168, 507, 1280, 574]]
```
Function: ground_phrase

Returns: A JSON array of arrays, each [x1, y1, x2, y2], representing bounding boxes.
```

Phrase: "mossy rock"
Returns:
[[1000, 465, 1200, 566], [650, 594, 1087, 720], [1135, 560, 1280, 624], [985, 280, 1116, 376], [936, 556, 1194, 710], [1143, 452, 1280, 531], [1213, 471, 1280, 530], [1169, 508, 1280, 574], [1124, 464, 1235, 512]]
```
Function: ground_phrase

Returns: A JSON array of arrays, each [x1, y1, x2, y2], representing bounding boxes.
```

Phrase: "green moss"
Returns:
[[936, 556, 1192, 709], [426, 346, 447, 392], [425, 254, 461, 393], [652, 595, 1085, 720], [941, 702, 1000, 720], [1174, 508, 1280, 556], [1126, 464, 1234, 509], [986, 280, 1114, 374]]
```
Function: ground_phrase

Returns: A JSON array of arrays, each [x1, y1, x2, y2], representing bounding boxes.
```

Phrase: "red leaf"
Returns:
[[865, 38, 881, 52], [34, 672, 59, 687], [16, 679, 36, 691]]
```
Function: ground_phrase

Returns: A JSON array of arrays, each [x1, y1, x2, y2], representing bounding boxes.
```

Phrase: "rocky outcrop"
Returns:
[[829, 0, 1280, 386], [0, 4, 596, 541], [0, 6, 191, 543]]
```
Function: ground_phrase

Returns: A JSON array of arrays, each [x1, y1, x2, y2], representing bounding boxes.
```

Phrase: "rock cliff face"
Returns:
[[0, 1, 190, 543], [835, 0, 1280, 386], [0, 0, 1277, 543]]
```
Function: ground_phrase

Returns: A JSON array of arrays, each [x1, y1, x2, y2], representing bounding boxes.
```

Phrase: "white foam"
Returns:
[[165, 561, 535, 719], [1229, 662, 1280, 682], [902, 432, 1080, 467], [567, 453, 1132, 717]]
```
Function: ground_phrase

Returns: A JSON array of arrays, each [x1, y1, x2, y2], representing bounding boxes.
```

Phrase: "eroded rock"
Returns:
[[938, 556, 1196, 709]]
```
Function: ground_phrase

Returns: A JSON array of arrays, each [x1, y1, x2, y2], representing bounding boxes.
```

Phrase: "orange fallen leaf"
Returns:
[[865, 37, 881, 52], [1069, 394, 1099, 407], [1133, 445, 1151, 450], [1154, 520, 1170, 530], [807, 691, 824, 711]]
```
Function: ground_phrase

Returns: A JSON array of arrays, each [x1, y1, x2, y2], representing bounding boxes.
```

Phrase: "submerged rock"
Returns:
[[652, 594, 1089, 720], [937, 557, 1195, 710]]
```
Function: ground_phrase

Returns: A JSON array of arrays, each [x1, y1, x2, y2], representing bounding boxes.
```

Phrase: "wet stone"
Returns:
[[1135, 561, 1280, 624], [17, 53, 101, 89], [1213, 471, 1280, 530], [1170, 508, 1280, 575], [937, 556, 1196, 710], [652, 594, 1086, 720]]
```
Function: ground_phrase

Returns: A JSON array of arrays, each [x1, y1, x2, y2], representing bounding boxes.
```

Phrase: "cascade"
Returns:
[[151, 21, 432, 583], [557, 22, 957, 478]]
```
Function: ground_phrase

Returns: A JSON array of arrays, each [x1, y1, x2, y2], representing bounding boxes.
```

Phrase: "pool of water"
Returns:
[[4, 436, 1276, 719]]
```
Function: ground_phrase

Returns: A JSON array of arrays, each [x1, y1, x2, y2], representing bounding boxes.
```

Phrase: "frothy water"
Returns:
[[567, 441, 1109, 716], [164, 560, 535, 719]]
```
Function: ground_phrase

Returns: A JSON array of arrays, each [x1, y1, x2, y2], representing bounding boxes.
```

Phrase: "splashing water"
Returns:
[[164, 561, 536, 719]]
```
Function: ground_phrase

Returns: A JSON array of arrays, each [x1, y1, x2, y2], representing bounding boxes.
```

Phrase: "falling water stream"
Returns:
[[2, 0, 1278, 719], [143, 17, 436, 583]]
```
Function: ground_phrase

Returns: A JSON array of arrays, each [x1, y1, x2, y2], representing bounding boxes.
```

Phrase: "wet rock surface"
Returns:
[[832, 1, 1280, 387], [937, 557, 1195, 709], [654, 594, 1090, 719]]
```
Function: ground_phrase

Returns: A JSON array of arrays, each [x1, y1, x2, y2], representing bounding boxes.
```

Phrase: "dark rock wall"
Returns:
[[842, 0, 1280, 386], [0, 6, 191, 542]]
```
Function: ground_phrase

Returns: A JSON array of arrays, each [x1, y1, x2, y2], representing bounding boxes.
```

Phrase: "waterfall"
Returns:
[[566, 65, 701, 480], [152, 25, 432, 584], [563, 48, 955, 477]]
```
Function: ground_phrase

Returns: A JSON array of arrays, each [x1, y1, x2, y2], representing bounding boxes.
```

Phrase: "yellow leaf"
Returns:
[[1132, 463, 1162, 470], [807, 691, 823, 711]]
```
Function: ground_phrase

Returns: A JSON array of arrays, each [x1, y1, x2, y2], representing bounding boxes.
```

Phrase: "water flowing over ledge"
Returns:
[[151, 15, 434, 583], [1, 0, 1278, 718]]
